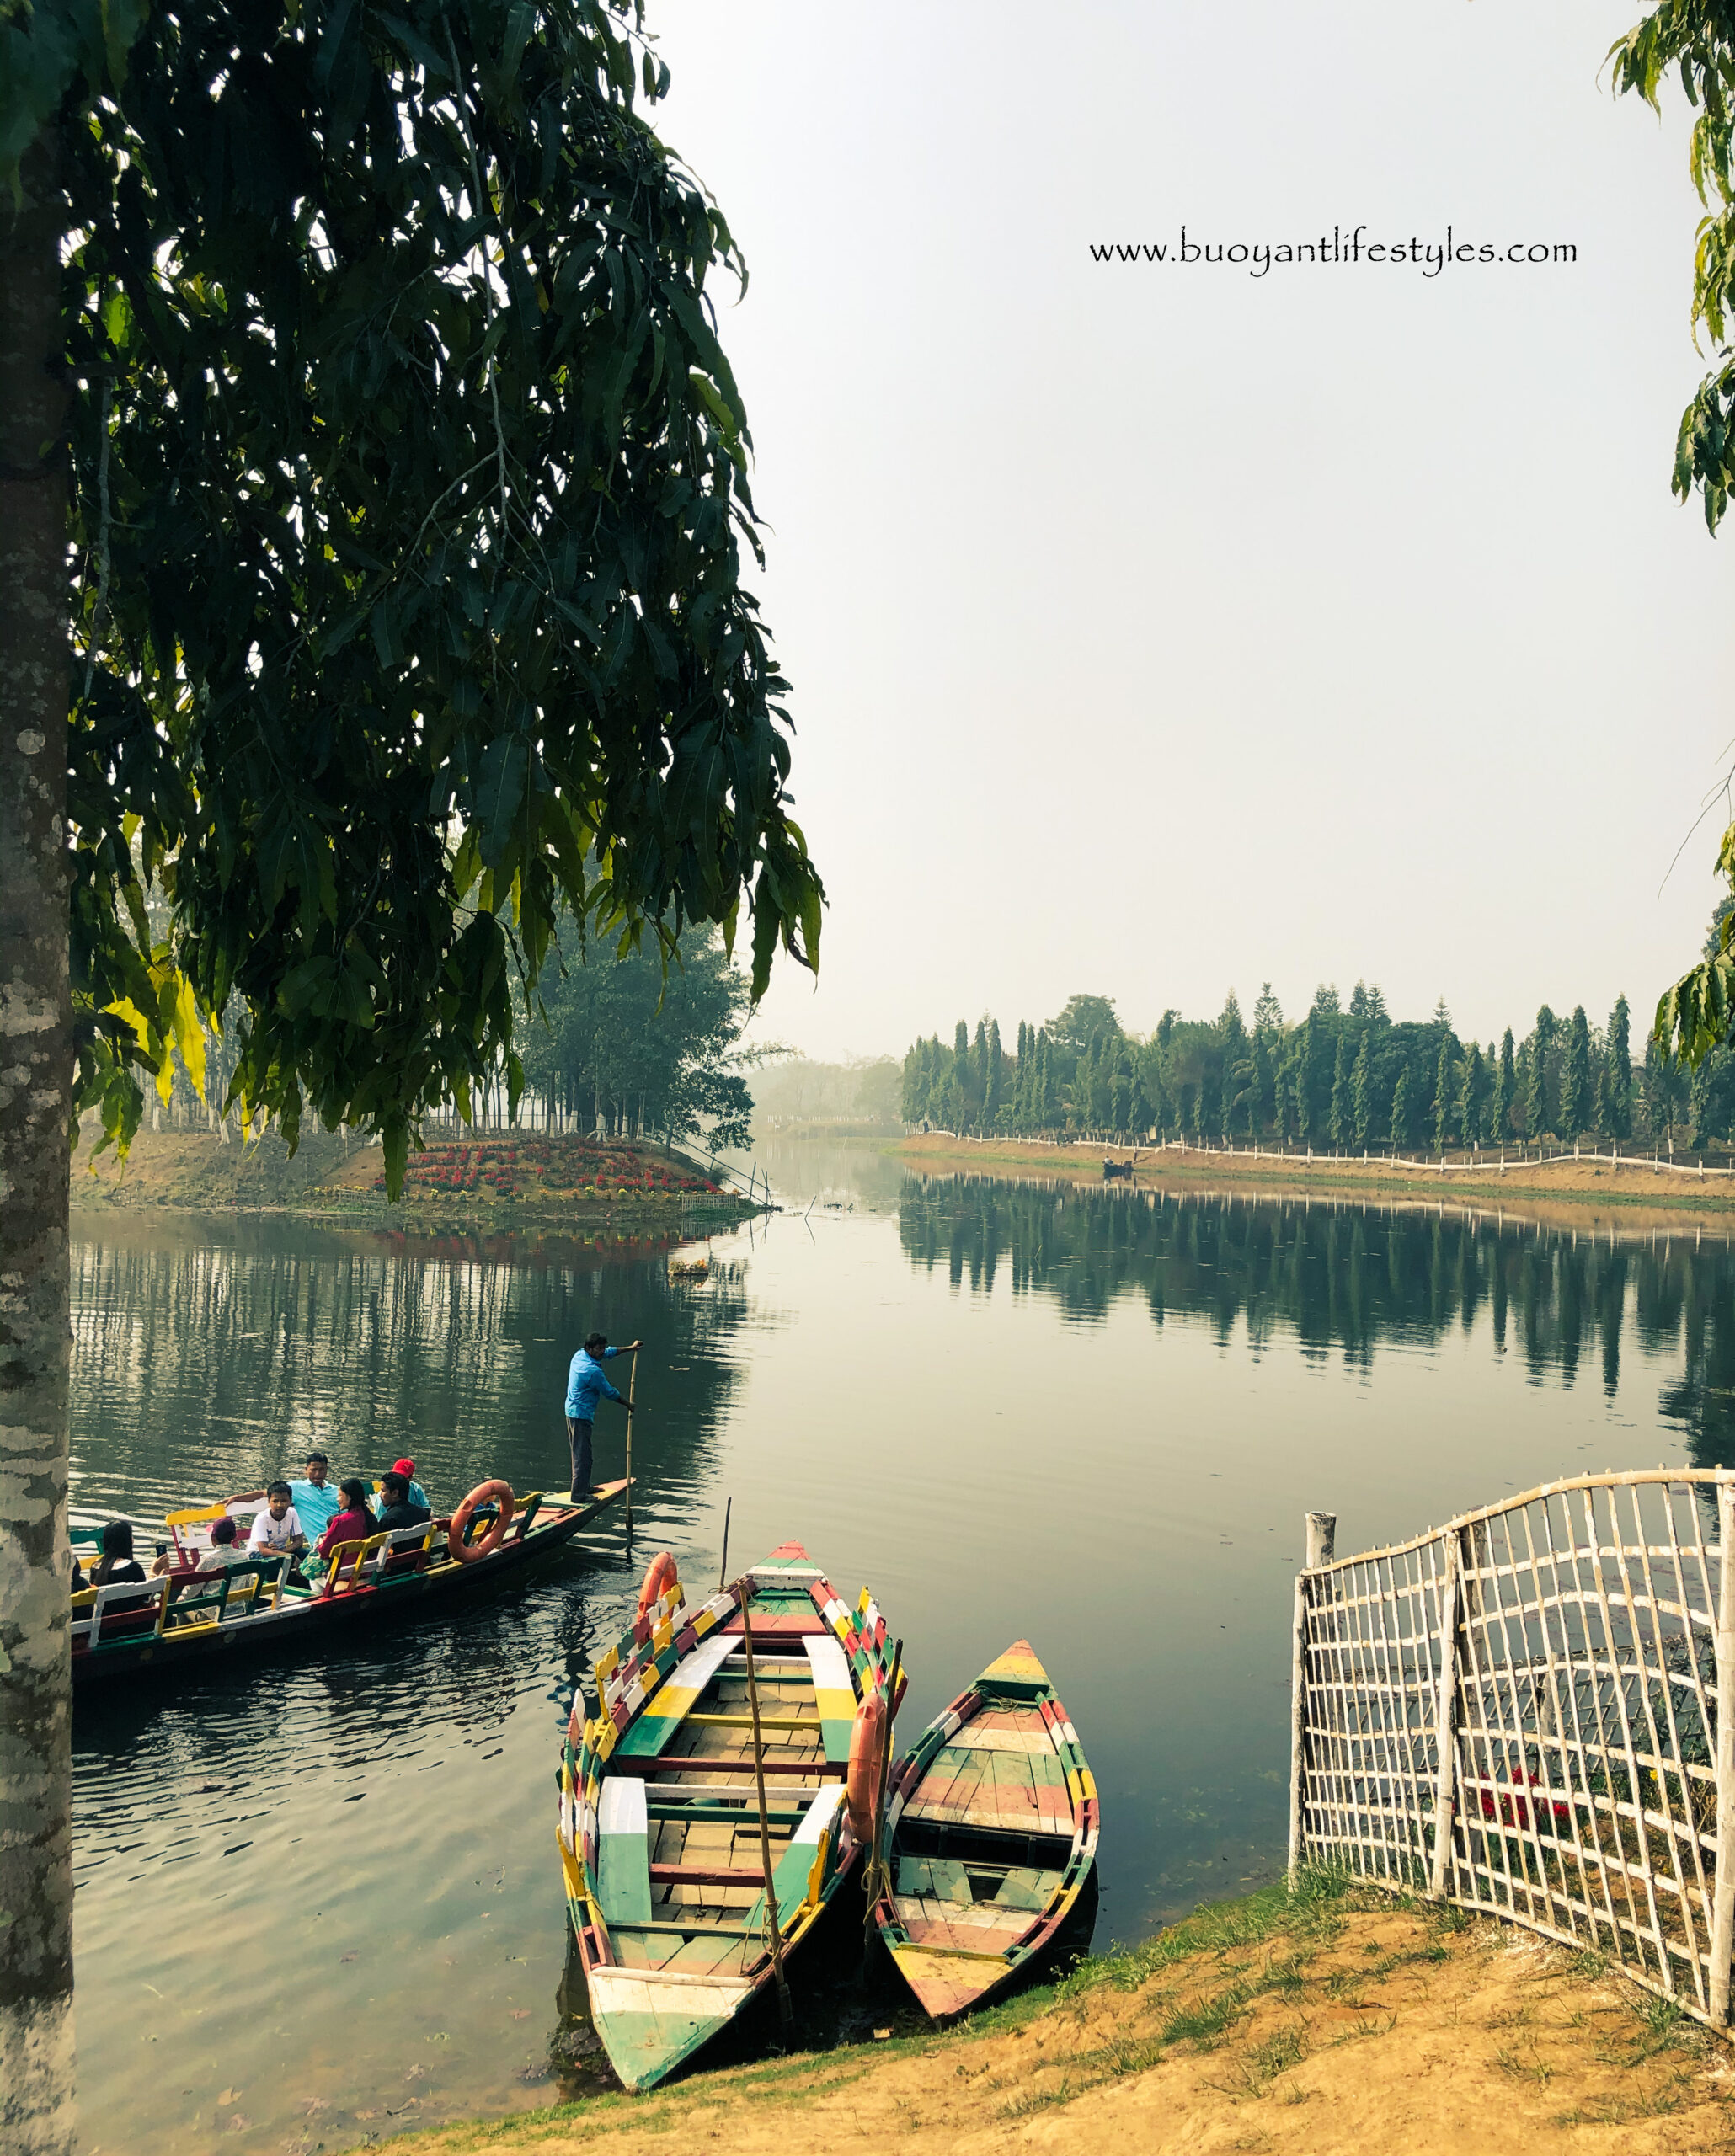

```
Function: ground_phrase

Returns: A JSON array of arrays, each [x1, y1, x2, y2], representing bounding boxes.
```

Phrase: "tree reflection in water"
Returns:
[[897, 1176, 1735, 1469]]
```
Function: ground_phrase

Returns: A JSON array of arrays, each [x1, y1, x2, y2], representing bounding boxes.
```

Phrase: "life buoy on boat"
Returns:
[[636, 1549, 679, 1616], [846, 1687, 888, 1841], [448, 1480, 515, 1564]]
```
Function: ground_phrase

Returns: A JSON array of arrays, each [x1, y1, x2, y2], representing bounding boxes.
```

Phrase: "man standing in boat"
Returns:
[[564, 1331, 641, 1502]]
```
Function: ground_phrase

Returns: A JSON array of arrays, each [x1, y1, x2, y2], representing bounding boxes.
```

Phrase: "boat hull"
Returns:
[[873, 1639, 1099, 2019], [558, 1542, 901, 2091], [72, 1483, 627, 1687]]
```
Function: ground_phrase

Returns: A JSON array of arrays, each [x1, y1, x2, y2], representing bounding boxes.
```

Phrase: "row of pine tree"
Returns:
[[902, 982, 1735, 1149]]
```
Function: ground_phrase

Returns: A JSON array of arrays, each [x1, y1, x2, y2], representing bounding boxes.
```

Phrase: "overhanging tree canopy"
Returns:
[[51, 0, 822, 1183], [1612, 3, 1735, 1061], [0, 6, 819, 2145]]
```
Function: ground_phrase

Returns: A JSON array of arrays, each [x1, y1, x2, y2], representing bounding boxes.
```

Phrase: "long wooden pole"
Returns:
[[739, 1582, 793, 2028], [623, 1350, 637, 1544], [718, 1496, 732, 1592]]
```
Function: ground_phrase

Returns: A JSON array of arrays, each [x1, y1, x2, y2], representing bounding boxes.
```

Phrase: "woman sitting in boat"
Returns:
[[88, 1521, 147, 1589], [83, 1522, 153, 1609], [314, 1478, 377, 1567]]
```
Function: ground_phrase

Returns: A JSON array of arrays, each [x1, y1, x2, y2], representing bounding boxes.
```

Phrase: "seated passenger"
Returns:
[[248, 1481, 305, 1559], [289, 1452, 341, 1549], [389, 1457, 430, 1511], [315, 1478, 377, 1562], [195, 1516, 248, 1572], [89, 1521, 147, 1589], [374, 1471, 431, 1535]]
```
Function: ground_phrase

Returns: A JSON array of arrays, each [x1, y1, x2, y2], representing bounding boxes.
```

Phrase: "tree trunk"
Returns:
[[0, 125, 78, 2156]]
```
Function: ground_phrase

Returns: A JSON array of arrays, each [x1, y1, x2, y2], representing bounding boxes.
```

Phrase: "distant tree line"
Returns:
[[902, 937, 1735, 1150]]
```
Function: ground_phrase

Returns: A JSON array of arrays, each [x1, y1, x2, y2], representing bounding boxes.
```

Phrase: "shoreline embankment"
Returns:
[[68, 1125, 754, 1235], [892, 1132, 1735, 1234], [382, 1877, 1735, 2155]]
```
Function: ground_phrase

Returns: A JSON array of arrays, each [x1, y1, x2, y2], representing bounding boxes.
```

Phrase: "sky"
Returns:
[[651, 0, 1735, 1060]]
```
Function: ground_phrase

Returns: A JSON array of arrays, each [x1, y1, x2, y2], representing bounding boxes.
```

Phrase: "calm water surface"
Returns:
[[68, 1142, 1735, 2152]]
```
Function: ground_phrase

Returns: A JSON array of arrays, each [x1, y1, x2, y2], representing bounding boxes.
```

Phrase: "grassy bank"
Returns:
[[71, 1126, 754, 1232], [380, 1875, 1734, 2155], [894, 1133, 1735, 1233]]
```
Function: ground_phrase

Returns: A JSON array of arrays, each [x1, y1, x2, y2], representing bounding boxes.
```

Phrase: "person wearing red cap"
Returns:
[[380, 1458, 429, 1511]]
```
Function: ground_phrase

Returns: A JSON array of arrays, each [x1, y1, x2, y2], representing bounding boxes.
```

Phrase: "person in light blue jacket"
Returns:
[[564, 1331, 641, 1500]]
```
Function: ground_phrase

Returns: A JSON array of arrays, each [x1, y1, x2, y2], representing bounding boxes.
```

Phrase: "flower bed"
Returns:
[[371, 1137, 722, 1203]]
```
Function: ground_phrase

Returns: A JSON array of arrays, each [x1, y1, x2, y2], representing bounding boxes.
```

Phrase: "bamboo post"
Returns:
[[624, 1349, 637, 1543], [739, 1582, 793, 2029], [1428, 1534, 1462, 1899], [1287, 1567, 1309, 1889], [718, 1495, 732, 1591], [1288, 1512, 1335, 1887], [1712, 1482, 1735, 2025]]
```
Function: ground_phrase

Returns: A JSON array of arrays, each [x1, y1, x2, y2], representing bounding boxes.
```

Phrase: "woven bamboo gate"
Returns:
[[1289, 1471, 1735, 2024]]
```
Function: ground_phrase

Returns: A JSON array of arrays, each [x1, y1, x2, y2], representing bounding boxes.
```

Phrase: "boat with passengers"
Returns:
[[70, 1476, 626, 1686]]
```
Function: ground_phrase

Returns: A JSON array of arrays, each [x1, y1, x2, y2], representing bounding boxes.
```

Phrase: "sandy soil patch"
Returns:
[[387, 1886, 1735, 2156]]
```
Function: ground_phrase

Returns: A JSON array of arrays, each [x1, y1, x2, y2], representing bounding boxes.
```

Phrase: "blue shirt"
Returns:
[[565, 1347, 623, 1421], [290, 1477, 341, 1545]]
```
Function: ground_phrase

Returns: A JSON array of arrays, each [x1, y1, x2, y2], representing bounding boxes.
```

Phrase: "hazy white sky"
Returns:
[[654, 0, 1735, 1059]]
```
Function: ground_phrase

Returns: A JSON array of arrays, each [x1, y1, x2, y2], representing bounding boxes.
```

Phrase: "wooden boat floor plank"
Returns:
[[949, 1726, 1060, 1757]]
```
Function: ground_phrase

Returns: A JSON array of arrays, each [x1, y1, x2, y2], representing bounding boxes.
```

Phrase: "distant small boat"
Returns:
[[869, 1640, 1098, 2018], [558, 1541, 902, 2091]]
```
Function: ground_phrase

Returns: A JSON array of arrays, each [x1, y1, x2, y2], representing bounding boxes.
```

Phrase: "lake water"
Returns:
[[67, 1143, 1735, 2152]]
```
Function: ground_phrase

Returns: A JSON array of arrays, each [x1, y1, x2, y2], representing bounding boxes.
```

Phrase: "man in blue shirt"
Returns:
[[289, 1452, 341, 1549], [564, 1331, 641, 1501]]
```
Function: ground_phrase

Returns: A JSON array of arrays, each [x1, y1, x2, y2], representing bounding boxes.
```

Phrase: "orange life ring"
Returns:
[[636, 1549, 679, 1616], [448, 1479, 514, 1564], [846, 1688, 887, 1841]]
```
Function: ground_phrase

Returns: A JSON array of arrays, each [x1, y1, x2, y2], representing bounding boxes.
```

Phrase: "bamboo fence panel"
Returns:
[[1291, 1471, 1735, 2024]]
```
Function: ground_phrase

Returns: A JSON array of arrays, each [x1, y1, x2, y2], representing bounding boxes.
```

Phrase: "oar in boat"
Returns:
[[556, 1542, 902, 2091]]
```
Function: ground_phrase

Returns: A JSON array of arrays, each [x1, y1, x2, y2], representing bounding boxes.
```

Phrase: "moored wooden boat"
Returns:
[[70, 1479, 626, 1685], [557, 1541, 904, 2091], [870, 1640, 1098, 2018]]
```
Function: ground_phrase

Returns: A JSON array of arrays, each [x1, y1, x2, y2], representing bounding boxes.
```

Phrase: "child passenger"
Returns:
[[248, 1482, 304, 1556]]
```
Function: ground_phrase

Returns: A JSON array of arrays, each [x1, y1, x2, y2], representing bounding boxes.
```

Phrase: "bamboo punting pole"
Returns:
[[624, 1349, 637, 1543], [739, 1582, 793, 2029], [718, 1495, 732, 1592]]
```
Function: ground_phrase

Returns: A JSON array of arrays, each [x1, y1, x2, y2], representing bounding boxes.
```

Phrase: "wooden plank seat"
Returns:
[[71, 1578, 166, 1648], [902, 1740, 1072, 1835]]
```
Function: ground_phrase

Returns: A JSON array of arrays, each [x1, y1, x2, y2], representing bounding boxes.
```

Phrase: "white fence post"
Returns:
[[1428, 1531, 1461, 1899], [1713, 1481, 1735, 2025], [1289, 1511, 1336, 1887]]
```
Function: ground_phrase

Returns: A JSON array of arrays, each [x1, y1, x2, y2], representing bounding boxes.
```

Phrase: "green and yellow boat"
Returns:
[[557, 1541, 904, 2090]]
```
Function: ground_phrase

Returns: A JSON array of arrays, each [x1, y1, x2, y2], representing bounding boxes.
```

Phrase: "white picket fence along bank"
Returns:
[[906, 1130, 1735, 1177], [1289, 1474, 1735, 2024]]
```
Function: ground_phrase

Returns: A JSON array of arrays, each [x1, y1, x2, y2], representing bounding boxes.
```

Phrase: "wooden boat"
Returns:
[[869, 1640, 1098, 2018], [70, 1479, 626, 1686], [557, 1541, 903, 2092]]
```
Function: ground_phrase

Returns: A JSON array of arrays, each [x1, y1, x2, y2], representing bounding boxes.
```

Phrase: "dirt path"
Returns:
[[894, 1134, 1735, 1234], [389, 1885, 1735, 2156]]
